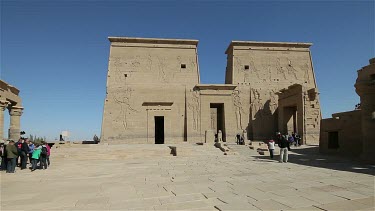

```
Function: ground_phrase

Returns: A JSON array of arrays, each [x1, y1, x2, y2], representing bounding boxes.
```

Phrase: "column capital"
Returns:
[[0, 100, 10, 111], [9, 106, 24, 116]]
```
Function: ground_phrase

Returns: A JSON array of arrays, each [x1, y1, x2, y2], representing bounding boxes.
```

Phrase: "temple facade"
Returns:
[[101, 37, 321, 144]]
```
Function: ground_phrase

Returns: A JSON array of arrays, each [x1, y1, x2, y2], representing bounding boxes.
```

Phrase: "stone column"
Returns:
[[0, 100, 9, 140], [9, 106, 23, 141]]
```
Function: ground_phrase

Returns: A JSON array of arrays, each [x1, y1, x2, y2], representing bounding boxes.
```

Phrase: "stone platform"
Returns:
[[1, 143, 374, 210]]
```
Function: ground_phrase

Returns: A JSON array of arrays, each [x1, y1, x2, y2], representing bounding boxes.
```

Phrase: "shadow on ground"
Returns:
[[252, 146, 375, 176]]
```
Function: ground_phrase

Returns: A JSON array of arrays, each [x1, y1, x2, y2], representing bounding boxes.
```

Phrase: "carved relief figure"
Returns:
[[301, 63, 311, 83], [235, 57, 242, 74], [243, 68, 250, 82], [210, 109, 217, 130], [251, 89, 263, 118], [157, 57, 168, 82], [130, 55, 141, 70], [113, 87, 138, 130], [189, 57, 196, 72], [233, 90, 245, 129], [286, 59, 298, 80], [147, 54, 153, 72], [112, 57, 125, 82], [269, 90, 278, 113], [261, 56, 273, 81], [188, 90, 200, 130], [276, 58, 287, 80], [249, 57, 261, 80]]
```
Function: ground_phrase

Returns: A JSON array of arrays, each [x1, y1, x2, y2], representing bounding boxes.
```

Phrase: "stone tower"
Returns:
[[355, 58, 375, 162], [225, 41, 321, 144]]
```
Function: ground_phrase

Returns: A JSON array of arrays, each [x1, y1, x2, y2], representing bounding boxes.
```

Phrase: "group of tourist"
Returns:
[[267, 132, 301, 163], [0, 138, 51, 173]]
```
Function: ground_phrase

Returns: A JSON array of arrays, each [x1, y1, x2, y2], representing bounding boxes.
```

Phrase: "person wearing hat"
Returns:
[[6, 140, 18, 173]]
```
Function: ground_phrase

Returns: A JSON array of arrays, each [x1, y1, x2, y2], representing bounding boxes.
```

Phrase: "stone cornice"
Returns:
[[108, 37, 199, 46], [226, 40, 312, 54]]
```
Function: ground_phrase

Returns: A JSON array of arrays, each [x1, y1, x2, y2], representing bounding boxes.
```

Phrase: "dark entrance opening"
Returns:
[[328, 131, 339, 149], [210, 103, 226, 141], [155, 116, 164, 144], [283, 106, 297, 134]]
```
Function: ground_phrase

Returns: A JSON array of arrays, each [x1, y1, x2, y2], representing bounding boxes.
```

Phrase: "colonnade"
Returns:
[[0, 100, 23, 141]]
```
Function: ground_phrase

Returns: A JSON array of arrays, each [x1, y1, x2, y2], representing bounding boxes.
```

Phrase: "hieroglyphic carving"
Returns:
[[188, 90, 200, 130], [233, 90, 245, 129], [113, 87, 138, 130]]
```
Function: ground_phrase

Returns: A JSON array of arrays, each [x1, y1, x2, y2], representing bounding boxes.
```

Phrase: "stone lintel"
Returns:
[[142, 102, 173, 106], [108, 36, 199, 46], [226, 40, 312, 54], [195, 84, 237, 90]]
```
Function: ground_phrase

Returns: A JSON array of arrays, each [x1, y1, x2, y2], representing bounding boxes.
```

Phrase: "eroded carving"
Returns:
[[276, 58, 287, 80], [113, 87, 138, 130], [286, 59, 298, 80], [269, 90, 278, 113], [251, 89, 263, 118], [301, 63, 311, 83], [188, 90, 200, 130], [157, 57, 168, 82], [233, 90, 245, 129]]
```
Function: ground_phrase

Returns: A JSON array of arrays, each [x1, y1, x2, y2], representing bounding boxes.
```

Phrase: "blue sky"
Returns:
[[1, 0, 374, 140]]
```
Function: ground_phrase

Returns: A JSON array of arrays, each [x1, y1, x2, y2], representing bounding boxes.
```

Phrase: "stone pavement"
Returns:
[[1, 143, 374, 210]]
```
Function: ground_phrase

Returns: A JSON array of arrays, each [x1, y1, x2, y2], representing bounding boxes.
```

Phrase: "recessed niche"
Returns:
[[124, 74, 128, 77], [181, 64, 186, 69], [244, 65, 249, 70]]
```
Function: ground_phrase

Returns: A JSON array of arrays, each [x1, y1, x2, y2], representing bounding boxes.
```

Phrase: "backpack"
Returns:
[[41, 147, 48, 156], [288, 136, 294, 143]]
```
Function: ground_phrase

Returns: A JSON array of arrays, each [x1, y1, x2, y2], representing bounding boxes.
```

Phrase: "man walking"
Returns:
[[276, 132, 289, 163]]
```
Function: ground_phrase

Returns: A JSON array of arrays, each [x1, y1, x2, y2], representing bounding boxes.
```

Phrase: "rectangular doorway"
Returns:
[[210, 103, 226, 141], [155, 116, 164, 144], [328, 131, 339, 149], [283, 106, 297, 134]]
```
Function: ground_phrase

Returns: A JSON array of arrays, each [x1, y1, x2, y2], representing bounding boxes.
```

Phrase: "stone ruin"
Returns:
[[0, 80, 23, 141]]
